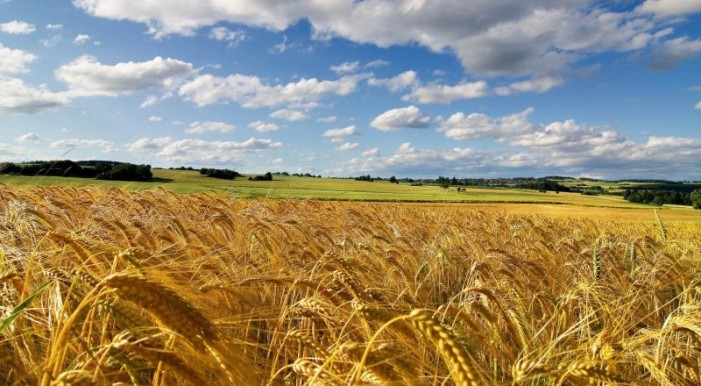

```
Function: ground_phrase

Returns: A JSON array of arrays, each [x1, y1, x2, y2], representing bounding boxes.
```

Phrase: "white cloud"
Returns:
[[362, 147, 380, 157], [365, 59, 390, 68], [16, 132, 39, 142], [128, 136, 281, 164], [317, 115, 337, 123], [46, 24, 64, 30], [185, 121, 235, 134], [649, 36, 701, 69], [495, 76, 565, 95], [178, 73, 365, 108], [55, 55, 194, 97], [637, 0, 701, 16], [0, 44, 36, 76], [148, 115, 162, 122], [323, 125, 357, 138], [403, 81, 489, 104], [249, 120, 279, 132], [209, 26, 246, 47], [0, 78, 68, 114], [330, 61, 360, 74], [336, 142, 359, 151], [370, 105, 432, 131], [0, 20, 35, 34], [73, 34, 90, 45], [140, 95, 160, 108], [437, 108, 534, 141], [270, 108, 308, 121], [695, 101, 701, 110], [368, 70, 418, 92], [73, 0, 701, 78], [50, 138, 115, 153]]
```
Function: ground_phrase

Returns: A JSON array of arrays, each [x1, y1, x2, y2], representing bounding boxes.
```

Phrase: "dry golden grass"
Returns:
[[1, 184, 700, 385]]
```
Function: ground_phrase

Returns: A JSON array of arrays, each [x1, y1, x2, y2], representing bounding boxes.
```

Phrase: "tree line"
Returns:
[[0, 160, 152, 181]]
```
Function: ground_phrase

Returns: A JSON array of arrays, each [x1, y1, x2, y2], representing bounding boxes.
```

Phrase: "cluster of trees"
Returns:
[[275, 172, 323, 178], [0, 161, 152, 181], [355, 175, 374, 182], [199, 168, 239, 180], [249, 172, 273, 181], [623, 189, 692, 206]]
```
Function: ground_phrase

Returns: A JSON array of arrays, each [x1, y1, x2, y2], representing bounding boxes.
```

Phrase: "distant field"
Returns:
[[2, 169, 700, 221]]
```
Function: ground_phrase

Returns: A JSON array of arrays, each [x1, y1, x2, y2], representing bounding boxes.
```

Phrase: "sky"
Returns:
[[1, 0, 700, 179]]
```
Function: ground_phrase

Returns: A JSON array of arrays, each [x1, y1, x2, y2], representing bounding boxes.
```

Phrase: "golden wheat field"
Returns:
[[1, 185, 701, 386]]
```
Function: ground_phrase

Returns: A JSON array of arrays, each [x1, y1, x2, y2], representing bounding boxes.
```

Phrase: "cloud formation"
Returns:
[[72, 0, 701, 83], [0, 79, 68, 114], [185, 121, 236, 134], [323, 125, 357, 138], [249, 120, 279, 132], [370, 105, 432, 131], [56, 56, 194, 97], [0, 20, 35, 34], [0, 44, 36, 76], [128, 136, 281, 164], [270, 108, 308, 121], [178, 73, 364, 108]]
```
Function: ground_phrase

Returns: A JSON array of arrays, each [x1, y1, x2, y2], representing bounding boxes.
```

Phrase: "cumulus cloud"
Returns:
[[0, 79, 68, 114], [370, 105, 432, 131], [73, 0, 698, 80], [185, 121, 235, 134], [696, 101, 701, 110], [637, 0, 701, 16], [368, 70, 418, 92], [55, 55, 194, 97], [0, 44, 36, 76], [50, 138, 115, 153], [127, 136, 281, 164], [46, 24, 64, 30], [73, 34, 90, 45], [335, 142, 359, 151], [148, 115, 162, 122], [649, 36, 701, 69], [437, 108, 534, 141], [16, 133, 40, 142], [209, 26, 246, 46], [249, 120, 279, 132], [362, 147, 380, 157], [323, 125, 357, 138], [403, 81, 489, 104], [330, 61, 360, 74], [178, 73, 365, 108], [270, 108, 308, 121], [0, 20, 35, 34]]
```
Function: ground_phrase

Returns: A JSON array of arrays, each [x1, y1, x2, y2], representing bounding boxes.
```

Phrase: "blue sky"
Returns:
[[1, 0, 700, 179]]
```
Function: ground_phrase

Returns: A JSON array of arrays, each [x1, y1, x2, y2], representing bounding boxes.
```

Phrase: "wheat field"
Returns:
[[1, 185, 700, 385]]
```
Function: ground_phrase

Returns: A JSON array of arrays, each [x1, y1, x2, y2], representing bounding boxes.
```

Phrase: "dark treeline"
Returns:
[[200, 168, 239, 180], [0, 160, 152, 181], [623, 189, 692, 206], [249, 172, 273, 181]]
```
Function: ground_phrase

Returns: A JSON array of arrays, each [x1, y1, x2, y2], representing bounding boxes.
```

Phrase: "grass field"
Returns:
[[1, 185, 700, 385], [3, 169, 699, 225]]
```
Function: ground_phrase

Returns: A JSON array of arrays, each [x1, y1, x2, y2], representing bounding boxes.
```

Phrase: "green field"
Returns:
[[3, 168, 698, 213]]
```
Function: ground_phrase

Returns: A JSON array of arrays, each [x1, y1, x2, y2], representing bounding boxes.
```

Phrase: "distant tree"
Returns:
[[691, 189, 701, 209], [249, 172, 273, 181], [389, 176, 398, 184], [652, 196, 666, 207]]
